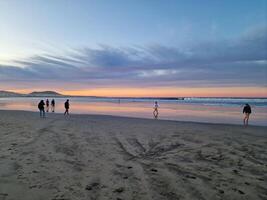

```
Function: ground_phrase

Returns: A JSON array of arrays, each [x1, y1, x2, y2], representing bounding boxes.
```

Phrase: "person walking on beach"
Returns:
[[38, 100, 45, 118], [153, 101, 159, 119], [46, 99, 50, 112], [64, 99, 70, 115], [51, 99, 55, 112], [243, 103, 252, 126]]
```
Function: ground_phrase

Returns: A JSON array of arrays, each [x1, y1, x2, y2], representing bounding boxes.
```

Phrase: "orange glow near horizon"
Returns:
[[9, 86, 267, 97]]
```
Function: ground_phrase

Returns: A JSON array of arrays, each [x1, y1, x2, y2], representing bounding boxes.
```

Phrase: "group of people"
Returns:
[[38, 99, 70, 118], [38, 99, 252, 126], [44, 99, 55, 112]]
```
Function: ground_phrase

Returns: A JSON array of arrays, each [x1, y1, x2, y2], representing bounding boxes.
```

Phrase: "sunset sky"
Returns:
[[0, 0, 266, 97]]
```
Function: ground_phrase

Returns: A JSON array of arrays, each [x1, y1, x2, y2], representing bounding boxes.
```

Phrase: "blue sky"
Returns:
[[0, 0, 266, 96], [1, 0, 265, 50]]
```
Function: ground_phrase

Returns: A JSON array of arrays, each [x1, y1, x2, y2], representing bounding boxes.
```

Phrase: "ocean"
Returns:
[[0, 97, 267, 126]]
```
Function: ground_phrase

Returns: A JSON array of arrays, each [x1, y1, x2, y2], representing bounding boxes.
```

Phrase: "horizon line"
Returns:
[[1, 90, 267, 99]]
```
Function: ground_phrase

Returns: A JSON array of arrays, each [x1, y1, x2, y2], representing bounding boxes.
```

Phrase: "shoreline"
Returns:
[[1, 94, 267, 99]]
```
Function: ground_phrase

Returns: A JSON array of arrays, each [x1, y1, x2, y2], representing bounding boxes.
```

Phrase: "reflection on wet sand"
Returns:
[[0, 98, 267, 126]]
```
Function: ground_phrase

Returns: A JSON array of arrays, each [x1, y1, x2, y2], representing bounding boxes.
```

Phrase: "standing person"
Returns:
[[64, 99, 70, 115], [153, 101, 159, 119], [38, 100, 45, 118], [46, 99, 50, 112], [243, 103, 252, 126], [51, 99, 55, 112]]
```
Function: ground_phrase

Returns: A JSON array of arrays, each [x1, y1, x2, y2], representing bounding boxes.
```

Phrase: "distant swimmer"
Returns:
[[46, 99, 49, 112], [243, 103, 252, 126], [64, 99, 70, 115], [51, 99, 55, 112], [153, 101, 159, 119], [38, 100, 45, 118]]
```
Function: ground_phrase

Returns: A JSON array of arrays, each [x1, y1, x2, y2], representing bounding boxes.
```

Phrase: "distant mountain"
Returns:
[[28, 91, 62, 97], [0, 90, 23, 97]]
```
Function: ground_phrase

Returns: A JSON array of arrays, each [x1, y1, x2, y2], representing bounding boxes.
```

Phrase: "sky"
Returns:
[[0, 0, 266, 97]]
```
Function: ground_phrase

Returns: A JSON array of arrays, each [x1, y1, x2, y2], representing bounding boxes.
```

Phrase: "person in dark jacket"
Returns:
[[243, 103, 251, 126], [46, 99, 49, 112], [51, 99, 55, 112], [64, 99, 70, 115], [38, 100, 45, 118]]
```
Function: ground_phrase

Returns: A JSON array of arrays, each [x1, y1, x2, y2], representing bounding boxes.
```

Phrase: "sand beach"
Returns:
[[0, 110, 266, 200]]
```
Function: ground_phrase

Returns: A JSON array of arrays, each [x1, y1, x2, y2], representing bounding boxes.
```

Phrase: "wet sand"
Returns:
[[0, 110, 266, 200], [1, 97, 267, 126]]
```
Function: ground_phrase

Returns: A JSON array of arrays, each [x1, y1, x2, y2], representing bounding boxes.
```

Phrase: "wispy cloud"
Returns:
[[0, 26, 266, 89]]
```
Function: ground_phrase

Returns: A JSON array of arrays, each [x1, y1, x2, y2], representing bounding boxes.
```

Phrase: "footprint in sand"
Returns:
[[85, 182, 100, 191]]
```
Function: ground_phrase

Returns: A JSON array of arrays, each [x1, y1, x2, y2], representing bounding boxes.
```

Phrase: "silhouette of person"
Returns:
[[153, 101, 159, 119], [64, 99, 70, 115], [46, 99, 49, 112], [38, 100, 45, 118], [243, 103, 251, 126], [51, 99, 55, 112]]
